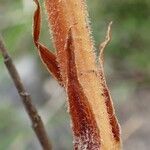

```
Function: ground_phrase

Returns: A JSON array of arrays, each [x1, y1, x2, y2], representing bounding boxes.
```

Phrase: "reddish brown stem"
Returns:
[[33, 0, 122, 149]]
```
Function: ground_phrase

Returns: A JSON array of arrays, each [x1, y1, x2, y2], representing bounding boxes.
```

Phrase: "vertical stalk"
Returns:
[[33, 0, 121, 149]]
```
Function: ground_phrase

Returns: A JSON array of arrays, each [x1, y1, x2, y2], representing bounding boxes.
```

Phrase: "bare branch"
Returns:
[[0, 37, 52, 150]]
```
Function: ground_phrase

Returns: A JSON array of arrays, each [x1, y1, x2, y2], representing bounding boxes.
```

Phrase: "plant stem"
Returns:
[[0, 38, 52, 150]]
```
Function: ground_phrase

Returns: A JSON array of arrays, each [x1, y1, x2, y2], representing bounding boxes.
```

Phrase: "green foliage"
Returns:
[[3, 24, 27, 51]]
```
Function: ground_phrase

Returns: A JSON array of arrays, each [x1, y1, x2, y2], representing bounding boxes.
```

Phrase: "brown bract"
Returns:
[[33, 0, 62, 84], [66, 29, 101, 149], [33, 0, 121, 149]]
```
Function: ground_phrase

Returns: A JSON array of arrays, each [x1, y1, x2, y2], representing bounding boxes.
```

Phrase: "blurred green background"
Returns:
[[0, 0, 150, 149]]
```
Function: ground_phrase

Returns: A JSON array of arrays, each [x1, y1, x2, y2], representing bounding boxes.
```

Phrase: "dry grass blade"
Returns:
[[99, 21, 113, 65]]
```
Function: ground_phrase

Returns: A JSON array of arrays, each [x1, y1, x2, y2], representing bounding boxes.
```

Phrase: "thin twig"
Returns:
[[0, 37, 52, 150]]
